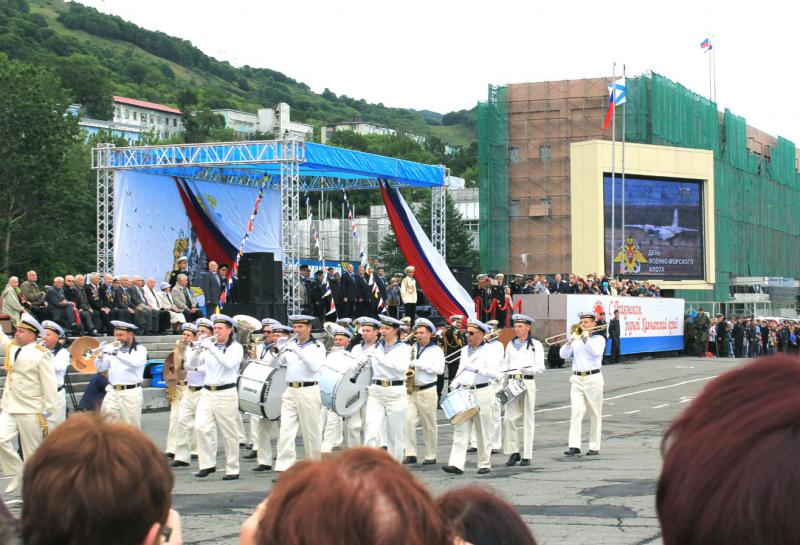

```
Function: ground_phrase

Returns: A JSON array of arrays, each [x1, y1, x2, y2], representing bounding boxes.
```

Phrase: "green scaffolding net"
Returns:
[[625, 73, 800, 302], [477, 84, 509, 274]]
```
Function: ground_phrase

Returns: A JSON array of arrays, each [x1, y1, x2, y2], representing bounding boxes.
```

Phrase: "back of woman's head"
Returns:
[[257, 447, 448, 545], [436, 486, 537, 545], [658, 356, 800, 545]]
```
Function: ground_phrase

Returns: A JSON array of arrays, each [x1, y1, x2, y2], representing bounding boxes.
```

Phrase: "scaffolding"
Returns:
[[92, 138, 446, 314], [477, 84, 508, 273]]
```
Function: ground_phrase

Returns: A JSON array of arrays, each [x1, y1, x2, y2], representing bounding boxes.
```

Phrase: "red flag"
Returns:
[[602, 93, 615, 130]]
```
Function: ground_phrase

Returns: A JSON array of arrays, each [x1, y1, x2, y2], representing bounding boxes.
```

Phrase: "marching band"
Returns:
[[0, 303, 610, 489]]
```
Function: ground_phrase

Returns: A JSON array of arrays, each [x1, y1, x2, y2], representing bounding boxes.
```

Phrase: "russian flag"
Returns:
[[379, 182, 475, 321], [700, 38, 712, 51], [602, 92, 615, 130]]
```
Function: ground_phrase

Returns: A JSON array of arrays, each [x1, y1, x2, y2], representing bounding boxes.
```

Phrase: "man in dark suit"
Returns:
[[355, 265, 371, 317], [114, 276, 146, 333], [198, 261, 224, 316], [609, 309, 622, 363], [85, 273, 111, 334], [131, 276, 160, 335], [172, 274, 202, 322], [339, 264, 356, 319], [375, 266, 388, 305], [553, 274, 569, 294], [72, 275, 100, 336], [45, 277, 78, 333]]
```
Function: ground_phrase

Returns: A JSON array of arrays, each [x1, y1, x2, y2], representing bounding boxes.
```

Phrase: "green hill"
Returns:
[[0, 0, 476, 143]]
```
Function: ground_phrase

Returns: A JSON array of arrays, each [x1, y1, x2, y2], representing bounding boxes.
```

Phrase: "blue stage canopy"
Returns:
[[94, 140, 445, 189]]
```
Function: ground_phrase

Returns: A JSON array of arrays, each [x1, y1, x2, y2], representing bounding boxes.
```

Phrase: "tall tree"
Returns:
[[0, 54, 92, 281]]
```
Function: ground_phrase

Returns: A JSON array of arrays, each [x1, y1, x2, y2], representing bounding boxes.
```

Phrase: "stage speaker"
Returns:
[[449, 267, 473, 295], [237, 252, 282, 303]]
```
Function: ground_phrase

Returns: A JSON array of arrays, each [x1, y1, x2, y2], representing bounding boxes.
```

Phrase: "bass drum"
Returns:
[[319, 364, 373, 418], [237, 359, 287, 420]]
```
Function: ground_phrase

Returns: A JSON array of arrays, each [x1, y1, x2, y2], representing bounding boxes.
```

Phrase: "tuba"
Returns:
[[232, 314, 261, 356]]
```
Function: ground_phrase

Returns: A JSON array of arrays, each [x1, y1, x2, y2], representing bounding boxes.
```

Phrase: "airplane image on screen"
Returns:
[[624, 209, 699, 240]]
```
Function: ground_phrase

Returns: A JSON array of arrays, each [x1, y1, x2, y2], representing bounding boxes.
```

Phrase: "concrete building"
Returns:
[[112, 96, 183, 139], [320, 121, 397, 144], [68, 104, 148, 143], [212, 102, 313, 140]]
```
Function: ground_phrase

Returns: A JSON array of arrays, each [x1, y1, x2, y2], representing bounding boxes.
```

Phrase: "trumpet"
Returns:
[[83, 340, 121, 358], [545, 324, 608, 346], [189, 335, 218, 352], [269, 334, 299, 357], [401, 331, 416, 344]]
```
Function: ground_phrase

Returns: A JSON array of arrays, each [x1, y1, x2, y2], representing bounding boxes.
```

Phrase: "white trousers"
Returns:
[[174, 387, 206, 463], [101, 386, 143, 429], [196, 388, 240, 475], [47, 388, 67, 430], [503, 378, 537, 459], [275, 386, 322, 472], [404, 386, 438, 461], [166, 384, 186, 454], [448, 386, 495, 470], [345, 404, 367, 448], [568, 373, 604, 452], [320, 408, 343, 453], [469, 381, 502, 450], [254, 417, 279, 466], [0, 412, 45, 479], [364, 384, 407, 462], [250, 415, 261, 446], [236, 411, 246, 443]]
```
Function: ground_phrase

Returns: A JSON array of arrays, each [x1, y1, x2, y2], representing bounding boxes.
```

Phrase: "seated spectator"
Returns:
[[240, 447, 448, 545], [172, 274, 202, 322], [657, 355, 800, 545], [21, 412, 181, 545], [437, 485, 538, 545], [44, 277, 77, 333], [19, 270, 50, 322], [1, 276, 24, 328]]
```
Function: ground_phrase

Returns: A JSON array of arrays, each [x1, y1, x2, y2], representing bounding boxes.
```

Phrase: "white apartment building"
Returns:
[[212, 102, 313, 140], [320, 121, 397, 144], [112, 96, 183, 139]]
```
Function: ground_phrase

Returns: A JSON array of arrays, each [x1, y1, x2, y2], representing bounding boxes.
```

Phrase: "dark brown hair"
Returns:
[[257, 447, 448, 545], [436, 485, 538, 545], [21, 413, 173, 545], [658, 355, 800, 545]]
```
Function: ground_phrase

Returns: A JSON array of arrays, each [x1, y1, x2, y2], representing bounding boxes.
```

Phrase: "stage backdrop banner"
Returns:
[[565, 294, 684, 354], [113, 171, 281, 283]]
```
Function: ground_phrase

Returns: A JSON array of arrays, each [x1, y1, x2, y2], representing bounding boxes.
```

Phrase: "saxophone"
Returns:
[[405, 342, 417, 395]]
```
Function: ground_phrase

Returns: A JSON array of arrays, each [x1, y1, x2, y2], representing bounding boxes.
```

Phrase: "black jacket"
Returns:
[[609, 318, 621, 340]]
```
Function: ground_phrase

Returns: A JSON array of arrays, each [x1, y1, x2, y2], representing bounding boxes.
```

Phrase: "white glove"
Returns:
[[42, 411, 51, 418], [581, 331, 590, 343]]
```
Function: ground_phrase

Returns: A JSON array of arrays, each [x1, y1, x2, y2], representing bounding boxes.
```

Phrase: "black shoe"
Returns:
[[194, 467, 217, 478], [586, 450, 600, 456], [442, 465, 464, 475], [252, 464, 272, 472], [477, 467, 491, 475], [402, 456, 418, 465], [505, 453, 521, 466], [222, 474, 239, 480], [170, 460, 190, 468], [422, 459, 436, 465], [243, 451, 258, 460], [564, 448, 581, 456], [165, 452, 175, 460], [191, 454, 198, 460], [239, 442, 247, 448], [520, 458, 531, 466], [467, 447, 478, 453], [491, 449, 500, 454]]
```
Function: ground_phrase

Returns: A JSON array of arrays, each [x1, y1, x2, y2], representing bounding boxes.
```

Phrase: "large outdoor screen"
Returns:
[[603, 174, 704, 279]]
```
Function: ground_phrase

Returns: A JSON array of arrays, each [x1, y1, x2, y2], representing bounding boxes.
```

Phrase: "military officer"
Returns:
[[0, 313, 59, 494], [403, 318, 445, 465], [502, 314, 545, 466], [95, 320, 148, 428], [192, 314, 244, 480], [41, 321, 71, 428]]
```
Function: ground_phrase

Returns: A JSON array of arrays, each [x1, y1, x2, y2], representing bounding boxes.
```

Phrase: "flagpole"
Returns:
[[621, 64, 626, 276], [712, 38, 717, 102], [610, 61, 617, 277], [708, 39, 713, 100]]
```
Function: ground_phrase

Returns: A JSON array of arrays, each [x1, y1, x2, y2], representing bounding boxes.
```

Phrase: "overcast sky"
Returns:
[[77, 0, 799, 144]]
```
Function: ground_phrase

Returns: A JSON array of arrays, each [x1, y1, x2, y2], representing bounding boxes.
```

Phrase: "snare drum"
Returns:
[[442, 388, 480, 425], [237, 359, 287, 420], [319, 364, 373, 418], [496, 379, 528, 405]]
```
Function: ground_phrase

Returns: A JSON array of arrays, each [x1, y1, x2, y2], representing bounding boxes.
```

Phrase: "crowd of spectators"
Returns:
[[684, 308, 798, 357], [3, 354, 799, 545]]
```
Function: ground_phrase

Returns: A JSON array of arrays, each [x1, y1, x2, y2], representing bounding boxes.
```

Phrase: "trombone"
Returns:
[[545, 324, 608, 346]]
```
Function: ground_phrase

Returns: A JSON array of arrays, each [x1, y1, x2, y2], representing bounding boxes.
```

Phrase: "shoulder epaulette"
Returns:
[[34, 344, 49, 353]]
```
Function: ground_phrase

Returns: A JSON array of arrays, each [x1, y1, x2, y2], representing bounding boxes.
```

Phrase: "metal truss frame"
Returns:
[[92, 138, 446, 314]]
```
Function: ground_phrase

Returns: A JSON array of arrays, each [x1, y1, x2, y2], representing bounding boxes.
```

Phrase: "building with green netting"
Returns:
[[478, 73, 799, 316]]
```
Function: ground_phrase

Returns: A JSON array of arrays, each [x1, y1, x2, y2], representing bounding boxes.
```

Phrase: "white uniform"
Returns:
[[48, 345, 71, 428], [193, 340, 244, 475], [502, 337, 545, 459], [470, 339, 504, 450], [347, 341, 378, 447], [274, 338, 325, 472], [251, 344, 281, 467], [404, 341, 445, 462], [95, 342, 148, 429], [320, 347, 355, 453], [173, 350, 211, 464], [364, 340, 411, 462], [447, 342, 499, 471], [560, 334, 606, 452], [0, 332, 59, 486]]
